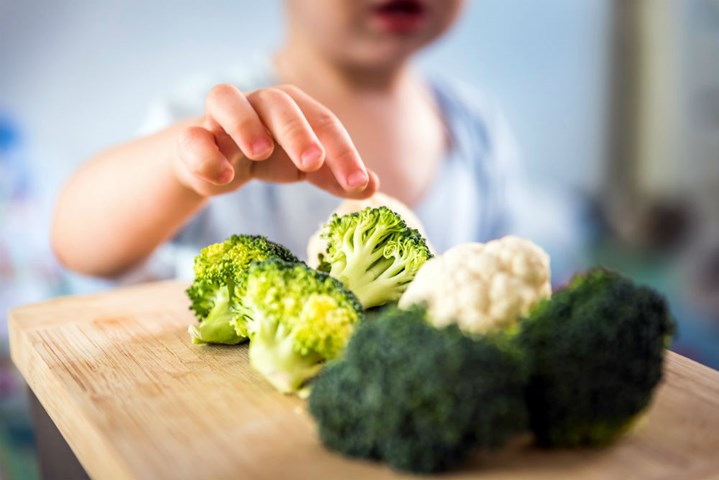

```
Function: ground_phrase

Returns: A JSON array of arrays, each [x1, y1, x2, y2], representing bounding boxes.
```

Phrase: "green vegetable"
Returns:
[[308, 306, 528, 474], [186, 235, 299, 345], [317, 206, 433, 308], [519, 268, 676, 447], [243, 259, 364, 396]]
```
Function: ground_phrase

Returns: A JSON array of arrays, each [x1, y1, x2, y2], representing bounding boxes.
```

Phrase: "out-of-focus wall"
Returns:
[[0, 0, 286, 187]]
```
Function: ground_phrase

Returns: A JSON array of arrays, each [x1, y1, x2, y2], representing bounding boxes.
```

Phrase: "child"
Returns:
[[51, 0, 522, 283]]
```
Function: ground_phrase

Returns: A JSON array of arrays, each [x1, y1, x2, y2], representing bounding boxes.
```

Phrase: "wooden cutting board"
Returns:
[[9, 281, 719, 480]]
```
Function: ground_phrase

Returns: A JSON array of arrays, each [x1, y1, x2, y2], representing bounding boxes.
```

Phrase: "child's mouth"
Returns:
[[372, 0, 427, 34]]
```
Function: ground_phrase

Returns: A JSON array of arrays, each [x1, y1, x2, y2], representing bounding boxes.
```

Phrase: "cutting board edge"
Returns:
[[9, 305, 144, 480]]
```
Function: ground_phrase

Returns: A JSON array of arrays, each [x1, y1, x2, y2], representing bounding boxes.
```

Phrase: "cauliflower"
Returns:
[[399, 236, 551, 335], [306, 192, 432, 268]]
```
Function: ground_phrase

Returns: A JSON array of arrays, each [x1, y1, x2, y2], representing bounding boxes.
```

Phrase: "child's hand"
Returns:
[[175, 84, 378, 198]]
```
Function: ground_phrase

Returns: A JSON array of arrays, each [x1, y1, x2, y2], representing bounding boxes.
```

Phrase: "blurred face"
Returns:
[[285, 0, 465, 70]]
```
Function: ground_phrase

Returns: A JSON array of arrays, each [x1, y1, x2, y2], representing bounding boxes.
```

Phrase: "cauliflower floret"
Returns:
[[399, 236, 551, 335], [306, 192, 433, 268]]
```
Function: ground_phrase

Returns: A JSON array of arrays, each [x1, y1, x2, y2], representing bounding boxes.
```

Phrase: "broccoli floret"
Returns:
[[519, 268, 676, 447], [308, 306, 528, 474], [186, 235, 298, 345], [317, 206, 432, 309], [243, 259, 364, 396]]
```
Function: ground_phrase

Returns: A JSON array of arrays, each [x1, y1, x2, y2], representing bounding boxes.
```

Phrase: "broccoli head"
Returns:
[[308, 306, 528, 474], [519, 267, 676, 447], [186, 234, 298, 345], [243, 259, 364, 396], [317, 206, 433, 309]]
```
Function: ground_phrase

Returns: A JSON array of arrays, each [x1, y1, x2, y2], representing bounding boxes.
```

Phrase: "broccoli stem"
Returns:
[[331, 247, 382, 286], [335, 247, 414, 307], [248, 315, 324, 396], [189, 286, 245, 345], [330, 231, 400, 305], [350, 275, 409, 308]]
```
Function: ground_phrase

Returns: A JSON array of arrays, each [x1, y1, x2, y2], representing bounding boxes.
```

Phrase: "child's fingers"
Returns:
[[307, 165, 380, 199], [246, 88, 325, 173], [177, 126, 234, 185], [248, 150, 312, 184], [278, 85, 369, 193], [205, 84, 274, 161]]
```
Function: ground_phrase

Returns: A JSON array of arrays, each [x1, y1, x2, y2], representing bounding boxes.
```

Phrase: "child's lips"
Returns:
[[371, 0, 427, 34]]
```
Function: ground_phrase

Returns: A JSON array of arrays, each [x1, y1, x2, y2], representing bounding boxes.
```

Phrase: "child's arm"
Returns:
[[51, 84, 378, 278]]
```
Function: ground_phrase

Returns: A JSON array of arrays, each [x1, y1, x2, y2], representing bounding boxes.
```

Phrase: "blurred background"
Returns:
[[1, 0, 718, 477]]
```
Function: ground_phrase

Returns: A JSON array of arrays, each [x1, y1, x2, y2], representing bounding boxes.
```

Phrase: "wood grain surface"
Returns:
[[9, 281, 719, 480]]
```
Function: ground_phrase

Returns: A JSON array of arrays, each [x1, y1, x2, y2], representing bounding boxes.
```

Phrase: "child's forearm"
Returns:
[[52, 119, 208, 278]]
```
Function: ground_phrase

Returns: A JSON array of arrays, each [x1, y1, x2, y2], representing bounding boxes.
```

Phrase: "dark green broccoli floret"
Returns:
[[308, 306, 528, 474], [316, 206, 433, 309], [519, 267, 676, 447], [243, 259, 364, 396], [186, 234, 298, 345]]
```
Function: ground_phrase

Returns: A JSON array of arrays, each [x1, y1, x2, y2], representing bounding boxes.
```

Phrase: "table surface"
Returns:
[[9, 281, 719, 480]]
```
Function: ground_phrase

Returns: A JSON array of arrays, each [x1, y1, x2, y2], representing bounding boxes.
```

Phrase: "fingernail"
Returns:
[[252, 138, 272, 157], [346, 171, 369, 190], [300, 145, 323, 169], [218, 167, 234, 184]]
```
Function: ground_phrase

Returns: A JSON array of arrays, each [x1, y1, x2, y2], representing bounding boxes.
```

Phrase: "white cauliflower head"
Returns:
[[306, 192, 432, 268], [399, 236, 551, 335]]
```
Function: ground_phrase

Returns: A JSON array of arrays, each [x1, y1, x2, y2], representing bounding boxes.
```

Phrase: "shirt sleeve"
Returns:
[[481, 97, 525, 239], [441, 74, 525, 240], [475, 90, 591, 286], [430, 73, 589, 285]]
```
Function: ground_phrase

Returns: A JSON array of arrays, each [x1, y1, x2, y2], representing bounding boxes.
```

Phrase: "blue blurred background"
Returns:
[[1, 1, 718, 477]]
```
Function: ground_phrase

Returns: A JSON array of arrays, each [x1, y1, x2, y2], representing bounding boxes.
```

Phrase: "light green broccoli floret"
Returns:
[[243, 259, 364, 396], [317, 206, 432, 308], [186, 234, 298, 345]]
